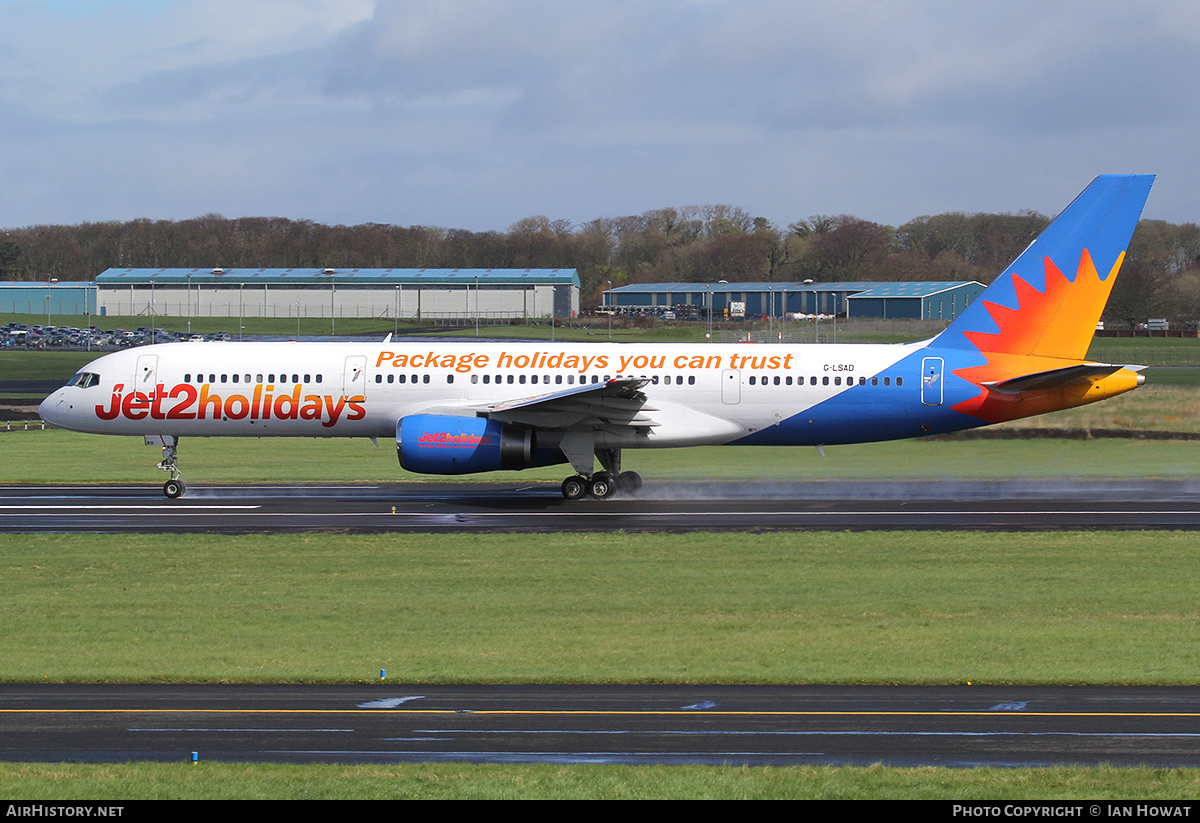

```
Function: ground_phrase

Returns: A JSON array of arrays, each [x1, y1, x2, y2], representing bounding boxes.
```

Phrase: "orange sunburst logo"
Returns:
[[952, 248, 1126, 421]]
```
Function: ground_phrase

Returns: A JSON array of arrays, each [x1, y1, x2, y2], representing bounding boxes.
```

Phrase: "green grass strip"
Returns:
[[5, 428, 1200, 483], [3, 531, 1200, 685], [2, 762, 1200, 799]]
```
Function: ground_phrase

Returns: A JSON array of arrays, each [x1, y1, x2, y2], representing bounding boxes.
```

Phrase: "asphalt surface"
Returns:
[[5, 479, 1200, 533], [4, 684, 1200, 767]]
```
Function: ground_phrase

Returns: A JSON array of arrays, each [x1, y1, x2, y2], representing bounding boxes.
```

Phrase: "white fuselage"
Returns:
[[39, 339, 928, 448]]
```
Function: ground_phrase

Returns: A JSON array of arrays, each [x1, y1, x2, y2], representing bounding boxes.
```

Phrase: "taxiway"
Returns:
[[4, 684, 1200, 767]]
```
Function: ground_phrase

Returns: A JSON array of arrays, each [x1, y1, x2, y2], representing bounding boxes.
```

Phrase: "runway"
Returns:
[[4, 479, 1200, 532], [4, 684, 1200, 767]]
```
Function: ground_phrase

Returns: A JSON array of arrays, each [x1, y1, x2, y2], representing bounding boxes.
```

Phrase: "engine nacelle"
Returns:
[[396, 414, 564, 475]]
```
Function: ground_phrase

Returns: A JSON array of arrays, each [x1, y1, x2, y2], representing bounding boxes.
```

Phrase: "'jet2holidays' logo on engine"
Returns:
[[418, 431, 489, 447], [94, 383, 365, 428]]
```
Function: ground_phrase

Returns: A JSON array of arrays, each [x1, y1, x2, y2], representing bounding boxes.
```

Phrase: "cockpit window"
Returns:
[[67, 372, 101, 389]]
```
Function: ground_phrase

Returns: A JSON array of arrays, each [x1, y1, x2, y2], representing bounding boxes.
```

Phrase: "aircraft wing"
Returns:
[[485, 377, 659, 431], [981, 364, 1131, 395]]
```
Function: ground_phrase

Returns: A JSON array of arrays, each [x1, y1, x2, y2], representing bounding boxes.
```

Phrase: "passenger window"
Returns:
[[688, 376, 695, 385]]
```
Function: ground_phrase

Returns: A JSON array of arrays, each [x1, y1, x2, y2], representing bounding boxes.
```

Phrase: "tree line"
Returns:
[[2, 205, 1198, 324]]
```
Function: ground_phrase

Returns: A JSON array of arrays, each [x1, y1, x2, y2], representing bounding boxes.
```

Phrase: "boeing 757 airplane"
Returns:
[[40, 174, 1154, 499]]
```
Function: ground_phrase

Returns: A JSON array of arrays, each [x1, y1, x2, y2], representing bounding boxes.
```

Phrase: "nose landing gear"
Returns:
[[147, 435, 186, 499]]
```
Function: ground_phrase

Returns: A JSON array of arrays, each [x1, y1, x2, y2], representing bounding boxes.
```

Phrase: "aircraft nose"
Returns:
[[38, 391, 65, 427]]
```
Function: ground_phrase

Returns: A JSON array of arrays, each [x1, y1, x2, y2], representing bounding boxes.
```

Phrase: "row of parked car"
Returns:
[[2, 323, 232, 349]]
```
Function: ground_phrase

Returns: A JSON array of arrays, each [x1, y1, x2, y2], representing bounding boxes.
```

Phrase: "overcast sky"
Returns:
[[1, 0, 1196, 232]]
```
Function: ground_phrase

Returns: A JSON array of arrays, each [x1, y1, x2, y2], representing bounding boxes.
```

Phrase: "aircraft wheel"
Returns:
[[589, 472, 616, 500], [616, 471, 643, 494], [163, 479, 186, 499], [561, 475, 588, 500]]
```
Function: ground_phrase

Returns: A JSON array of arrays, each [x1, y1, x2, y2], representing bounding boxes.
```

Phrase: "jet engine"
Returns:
[[396, 414, 564, 475]]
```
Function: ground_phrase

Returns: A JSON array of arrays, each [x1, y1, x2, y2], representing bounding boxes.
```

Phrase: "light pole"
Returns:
[[606, 280, 612, 341], [780, 286, 787, 343], [329, 271, 336, 337], [45, 277, 57, 327], [706, 286, 713, 342], [767, 286, 773, 339], [802, 279, 816, 343]]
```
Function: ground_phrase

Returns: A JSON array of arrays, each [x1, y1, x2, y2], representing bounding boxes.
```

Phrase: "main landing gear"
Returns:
[[149, 435, 186, 499], [560, 470, 643, 500], [559, 447, 642, 500]]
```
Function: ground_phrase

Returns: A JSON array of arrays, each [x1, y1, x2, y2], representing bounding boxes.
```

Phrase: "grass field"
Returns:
[[3, 530, 1200, 684], [3, 762, 1199, 800], [3, 427, 1200, 484]]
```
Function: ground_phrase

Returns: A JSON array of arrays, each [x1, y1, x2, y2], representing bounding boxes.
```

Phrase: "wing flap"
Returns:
[[487, 377, 658, 430]]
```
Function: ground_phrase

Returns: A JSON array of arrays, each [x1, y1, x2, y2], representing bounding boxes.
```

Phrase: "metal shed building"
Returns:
[[603, 280, 983, 320], [0, 281, 96, 316], [844, 281, 986, 320], [95, 268, 581, 321]]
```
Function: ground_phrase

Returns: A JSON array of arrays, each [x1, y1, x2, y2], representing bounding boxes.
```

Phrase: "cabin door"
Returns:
[[921, 357, 944, 406]]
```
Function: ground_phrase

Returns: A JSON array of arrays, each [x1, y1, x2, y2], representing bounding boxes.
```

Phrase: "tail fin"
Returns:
[[933, 174, 1154, 361]]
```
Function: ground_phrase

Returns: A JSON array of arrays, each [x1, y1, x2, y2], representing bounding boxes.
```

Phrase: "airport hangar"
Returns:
[[82, 268, 582, 321], [601, 280, 986, 320]]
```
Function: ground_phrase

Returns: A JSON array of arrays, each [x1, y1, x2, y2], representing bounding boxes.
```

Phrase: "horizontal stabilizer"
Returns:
[[982, 364, 1128, 395]]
